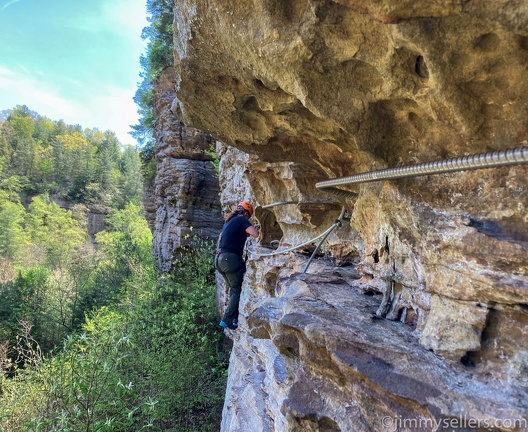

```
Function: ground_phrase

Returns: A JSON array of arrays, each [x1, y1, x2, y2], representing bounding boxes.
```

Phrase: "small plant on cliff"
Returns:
[[204, 143, 220, 175]]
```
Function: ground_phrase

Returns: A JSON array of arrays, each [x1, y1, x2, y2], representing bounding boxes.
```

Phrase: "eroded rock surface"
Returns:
[[150, 68, 223, 271], [162, 0, 527, 430], [224, 258, 527, 431]]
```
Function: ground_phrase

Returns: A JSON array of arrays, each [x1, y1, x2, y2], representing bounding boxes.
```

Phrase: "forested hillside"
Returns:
[[0, 105, 143, 207], [0, 105, 145, 348], [0, 106, 226, 431]]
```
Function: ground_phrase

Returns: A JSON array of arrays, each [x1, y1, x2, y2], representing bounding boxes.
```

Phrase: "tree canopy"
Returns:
[[0, 106, 147, 349], [0, 105, 143, 206], [131, 0, 175, 158], [0, 9, 228, 423]]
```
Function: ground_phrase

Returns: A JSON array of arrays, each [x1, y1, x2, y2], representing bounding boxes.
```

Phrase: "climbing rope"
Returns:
[[261, 201, 300, 209], [248, 207, 346, 261], [249, 223, 338, 258], [316, 146, 528, 197]]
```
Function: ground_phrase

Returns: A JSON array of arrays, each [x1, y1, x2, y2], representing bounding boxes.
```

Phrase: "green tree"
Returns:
[[32, 144, 54, 193], [0, 192, 28, 260], [132, 0, 175, 154], [69, 203, 154, 322], [0, 122, 14, 173], [25, 195, 87, 268], [9, 115, 36, 179], [0, 175, 26, 202], [33, 116, 55, 143], [95, 203, 153, 284], [93, 131, 122, 205], [0, 229, 226, 431], [120, 145, 144, 203], [12, 267, 58, 352], [0, 106, 157, 358]]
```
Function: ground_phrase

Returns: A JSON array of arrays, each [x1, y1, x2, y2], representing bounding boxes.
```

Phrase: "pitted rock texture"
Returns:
[[168, 0, 528, 430], [222, 257, 527, 432], [150, 68, 223, 271]]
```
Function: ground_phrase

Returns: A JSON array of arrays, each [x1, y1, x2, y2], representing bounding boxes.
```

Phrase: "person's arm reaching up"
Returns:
[[246, 225, 259, 238]]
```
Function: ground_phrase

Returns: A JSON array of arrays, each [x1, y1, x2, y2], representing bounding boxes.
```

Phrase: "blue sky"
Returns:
[[0, 0, 148, 145]]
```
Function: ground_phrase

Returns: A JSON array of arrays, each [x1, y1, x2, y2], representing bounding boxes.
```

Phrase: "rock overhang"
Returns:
[[161, 1, 528, 429]]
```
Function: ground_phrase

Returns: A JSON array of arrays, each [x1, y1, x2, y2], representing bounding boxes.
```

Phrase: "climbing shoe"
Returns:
[[219, 320, 238, 330]]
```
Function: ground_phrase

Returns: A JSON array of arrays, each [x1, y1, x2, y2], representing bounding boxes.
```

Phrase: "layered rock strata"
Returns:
[[148, 68, 223, 271], [159, 0, 528, 430]]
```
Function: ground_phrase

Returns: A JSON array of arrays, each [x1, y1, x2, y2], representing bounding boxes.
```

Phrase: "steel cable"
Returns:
[[316, 147, 528, 194], [301, 207, 346, 273], [249, 207, 345, 258]]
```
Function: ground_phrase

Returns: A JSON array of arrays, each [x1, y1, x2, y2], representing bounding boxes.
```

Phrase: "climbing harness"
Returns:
[[316, 147, 528, 197]]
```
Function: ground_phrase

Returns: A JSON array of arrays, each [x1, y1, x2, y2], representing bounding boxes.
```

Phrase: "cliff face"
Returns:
[[153, 1, 528, 430], [145, 68, 224, 271]]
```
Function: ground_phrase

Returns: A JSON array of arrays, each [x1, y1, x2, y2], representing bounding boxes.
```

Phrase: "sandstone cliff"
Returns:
[[151, 1, 528, 430], [145, 68, 224, 271]]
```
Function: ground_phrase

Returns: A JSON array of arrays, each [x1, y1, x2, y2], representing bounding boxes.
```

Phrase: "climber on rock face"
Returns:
[[215, 200, 259, 330]]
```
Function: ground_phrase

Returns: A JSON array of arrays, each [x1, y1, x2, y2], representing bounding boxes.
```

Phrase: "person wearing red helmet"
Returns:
[[215, 201, 259, 330]]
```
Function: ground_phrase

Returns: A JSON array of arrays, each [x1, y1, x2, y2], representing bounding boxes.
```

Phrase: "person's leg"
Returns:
[[222, 269, 244, 326], [215, 254, 231, 327], [217, 253, 245, 328], [215, 255, 230, 325]]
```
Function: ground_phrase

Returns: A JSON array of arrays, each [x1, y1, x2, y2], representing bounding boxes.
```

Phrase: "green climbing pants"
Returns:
[[215, 252, 246, 327]]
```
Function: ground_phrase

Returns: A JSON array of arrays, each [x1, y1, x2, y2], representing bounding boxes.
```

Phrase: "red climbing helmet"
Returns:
[[238, 200, 254, 217]]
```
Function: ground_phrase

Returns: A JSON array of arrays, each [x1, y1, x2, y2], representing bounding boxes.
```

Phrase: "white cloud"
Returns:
[[72, 0, 148, 45], [0, 65, 13, 75], [0, 0, 21, 11], [103, 0, 149, 39], [0, 65, 79, 118], [78, 86, 139, 145]]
